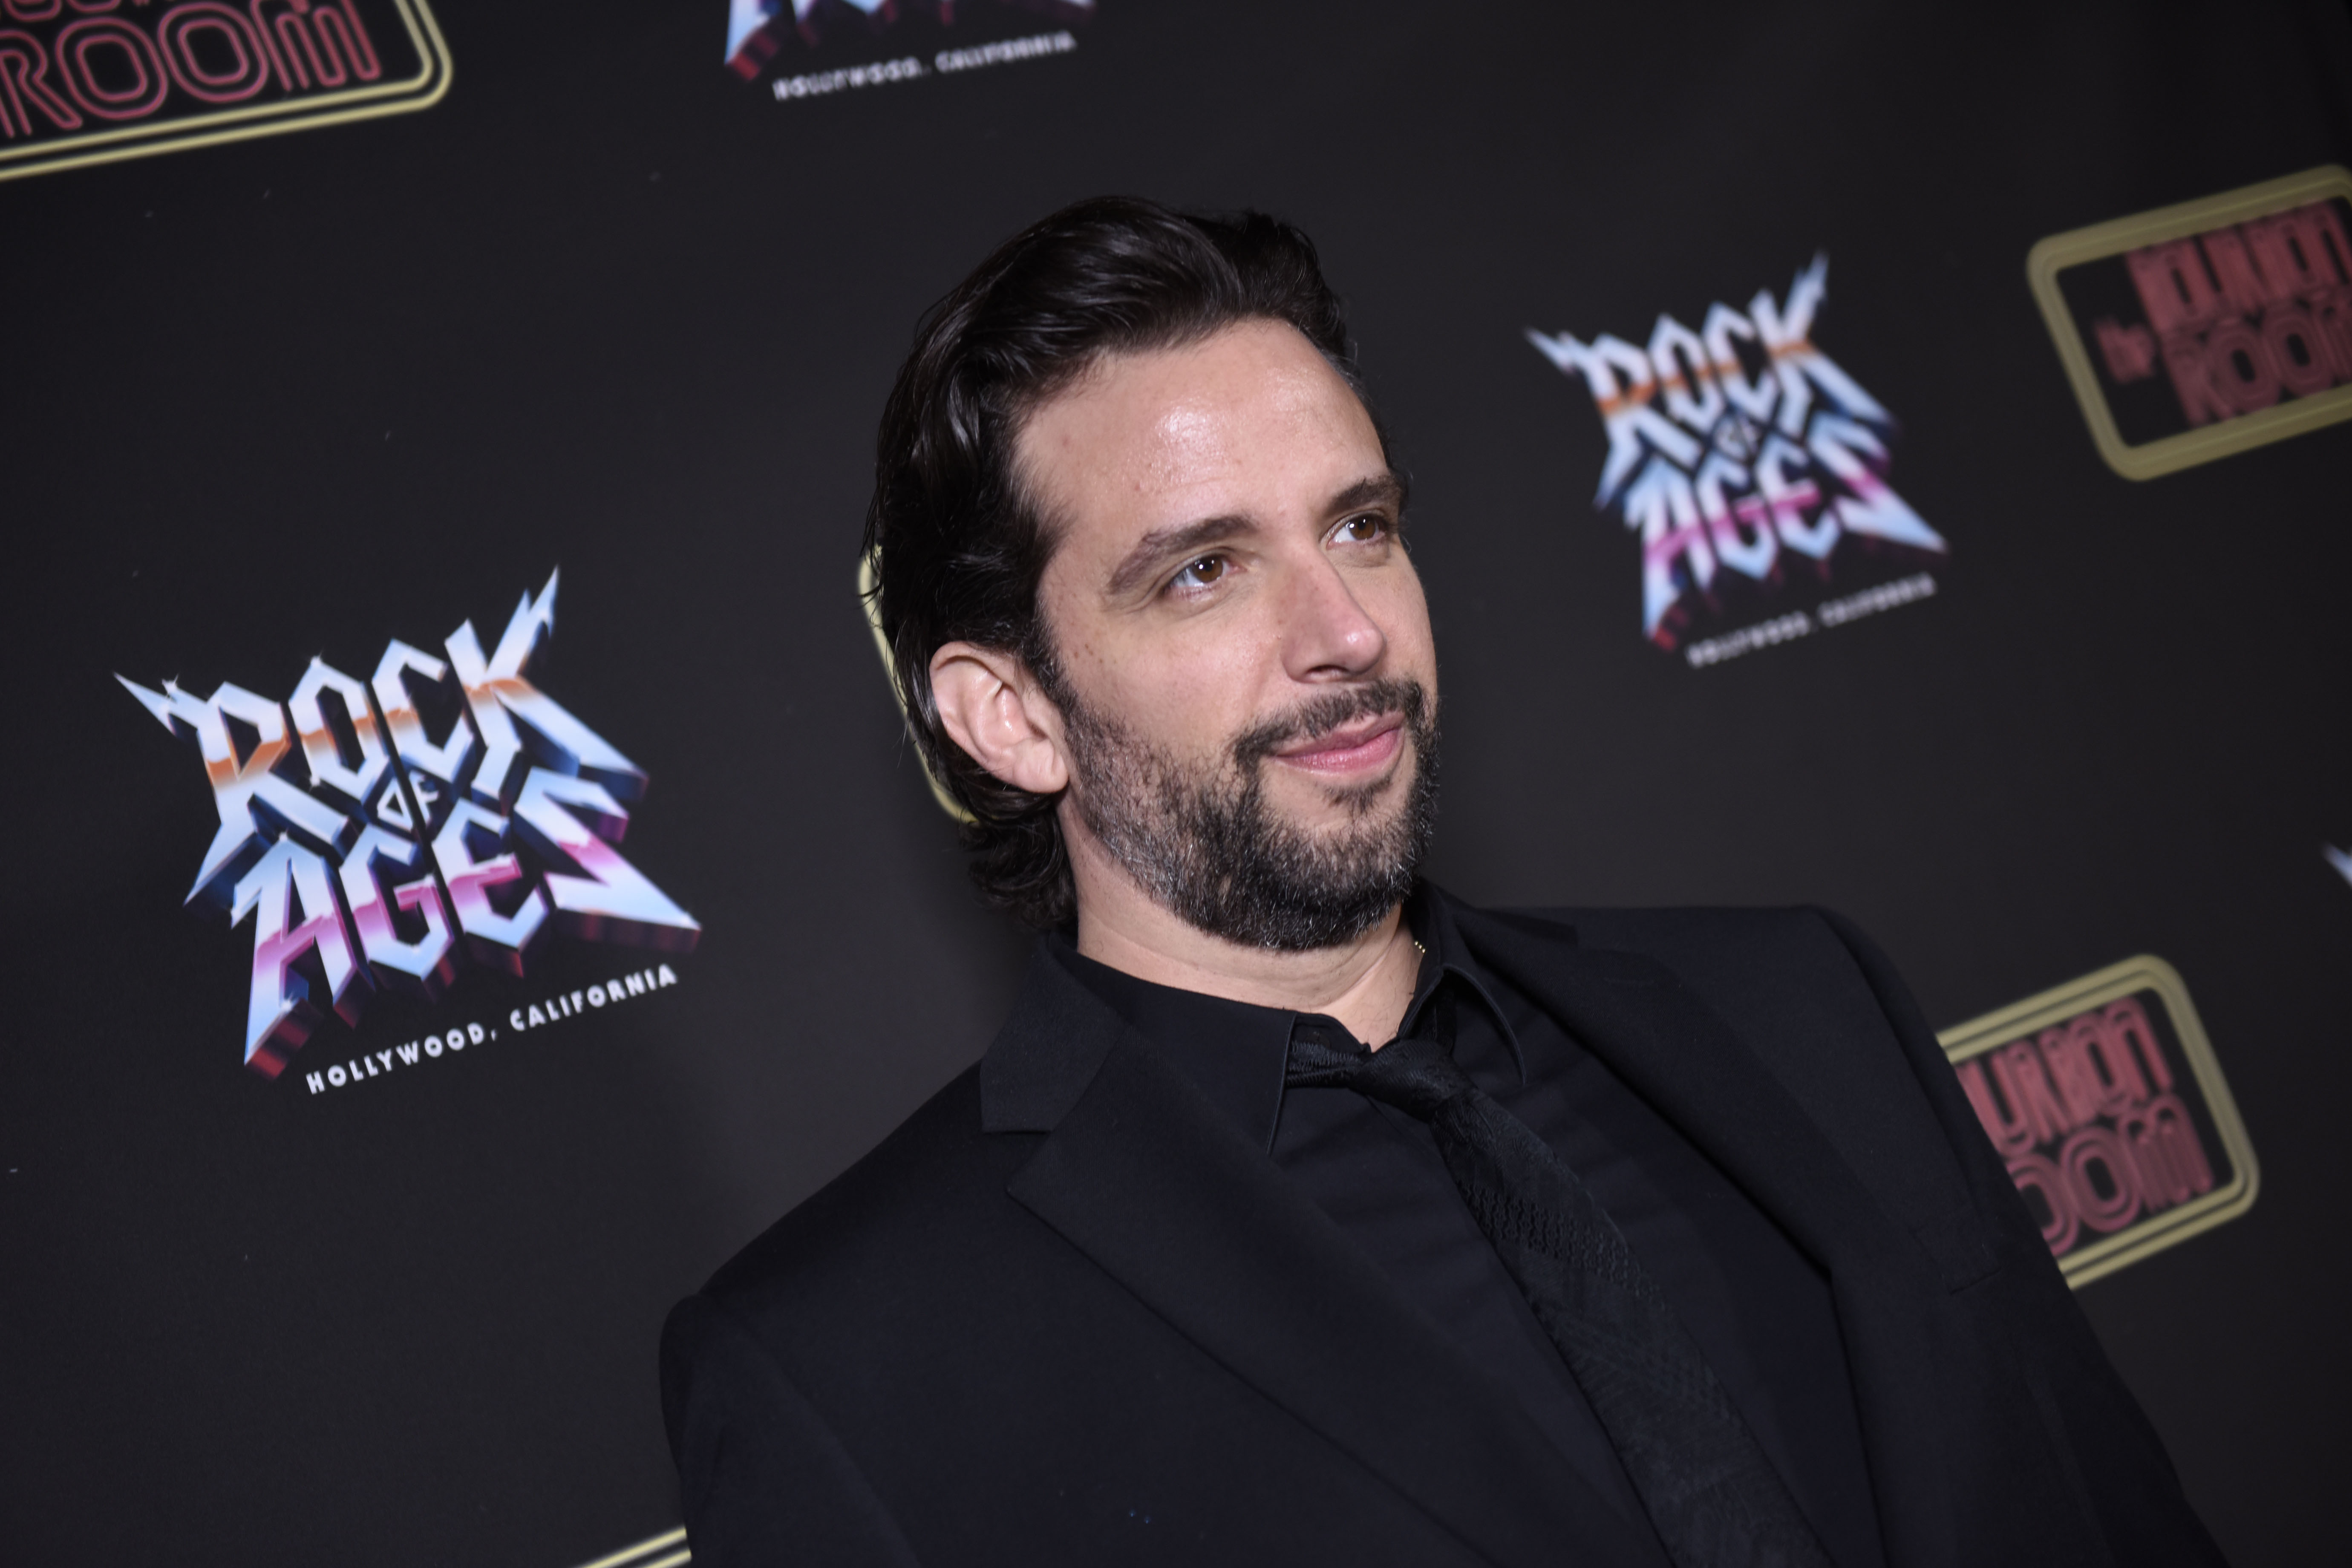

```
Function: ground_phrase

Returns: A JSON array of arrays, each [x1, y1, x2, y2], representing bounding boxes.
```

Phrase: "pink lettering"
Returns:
[[2036, 1021, 2109, 1128], [2105, 997, 2172, 1093], [2095, 318, 2158, 383], [1993, 1038, 2075, 1145], [2124, 203, 2352, 429], [249, 0, 377, 93], [2129, 239, 2227, 334], [2059, 1125, 2142, 1235], [1957, 991, 2219, 1262], [2006, 1152, 2079, 1258], [0, 27, 79, 136], [2244, 203, 2352, 299], [2157, 332, 2236, 427], [55, 16, 165, 121], [2120, 1093, 2215, 1210], [2260, 303, 2336, 397], [2073, 1008, 2150, 1116], [158, 3, 269, 104], [2316, 286, 2352, 380], [2204, 317, 2281, 413], [1957, 1058, 2036, 1156], [2199, 227, 2277, 317], [2295, 199, 2352, 286], [310, 0, 379, 82]]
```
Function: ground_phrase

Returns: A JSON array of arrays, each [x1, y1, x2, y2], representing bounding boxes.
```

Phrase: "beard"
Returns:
[[1055, 673, 1439, 952]]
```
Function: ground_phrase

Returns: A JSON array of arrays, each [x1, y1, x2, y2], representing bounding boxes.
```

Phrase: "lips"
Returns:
[[1271, 712, 1406, 774]]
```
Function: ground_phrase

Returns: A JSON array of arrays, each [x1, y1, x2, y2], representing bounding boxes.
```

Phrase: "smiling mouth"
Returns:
[[1269, 712, 1407, 775]]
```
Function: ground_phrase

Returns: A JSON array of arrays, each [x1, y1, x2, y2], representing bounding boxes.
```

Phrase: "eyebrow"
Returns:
[[1101, 472, 1408, 601], [1330, 472, 1407, 517]]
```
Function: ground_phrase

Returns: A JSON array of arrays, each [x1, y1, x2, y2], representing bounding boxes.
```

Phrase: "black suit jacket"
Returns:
[[662, 899, 2225, 1566]]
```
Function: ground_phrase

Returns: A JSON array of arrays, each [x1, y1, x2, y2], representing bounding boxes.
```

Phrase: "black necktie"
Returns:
[[1286, 994, 1834, 1568]]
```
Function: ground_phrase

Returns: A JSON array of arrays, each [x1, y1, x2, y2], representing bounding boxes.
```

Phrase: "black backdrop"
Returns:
[[5, 3, 2350, 1564]]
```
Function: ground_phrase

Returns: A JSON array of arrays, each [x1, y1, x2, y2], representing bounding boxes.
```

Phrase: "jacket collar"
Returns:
[[1441, 897, 1908, 1279], [978, 923, 1664, 1568], [978, 936, 1129, 1135]]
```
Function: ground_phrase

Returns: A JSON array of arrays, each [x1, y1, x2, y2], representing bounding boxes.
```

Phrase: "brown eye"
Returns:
[[1171, 554, 1227, 590], [1336, 514, 1385, 543]]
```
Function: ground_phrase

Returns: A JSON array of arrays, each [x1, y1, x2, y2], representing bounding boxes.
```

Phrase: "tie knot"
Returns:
[[1285, 1028, 1476, 1122]]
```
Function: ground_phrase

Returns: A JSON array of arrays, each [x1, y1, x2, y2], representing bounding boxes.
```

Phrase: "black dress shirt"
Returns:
[[1050, 889, 1888, 1568]]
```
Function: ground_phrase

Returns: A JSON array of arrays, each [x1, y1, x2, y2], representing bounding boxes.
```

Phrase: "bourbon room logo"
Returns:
[[1528, 257, 1948, 666], [1939, 957, 2257, 1286], [0, 0, 449, 184], [118, 571, 699, 1080], [2028, 166, 2352, 478]]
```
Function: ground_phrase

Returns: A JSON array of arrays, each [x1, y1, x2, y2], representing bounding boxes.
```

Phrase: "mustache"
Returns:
[[1230, 678, 1431, 767]]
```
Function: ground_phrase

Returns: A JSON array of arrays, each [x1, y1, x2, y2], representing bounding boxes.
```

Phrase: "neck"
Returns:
[[1064, 818, 1423, 1048]]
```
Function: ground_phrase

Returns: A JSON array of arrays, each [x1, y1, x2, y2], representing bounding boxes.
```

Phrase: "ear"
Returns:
[[929, 641, 1071, 797]]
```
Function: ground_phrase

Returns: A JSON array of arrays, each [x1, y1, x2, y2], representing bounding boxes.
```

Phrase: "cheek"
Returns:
[[1091, 628, 1270, 752]]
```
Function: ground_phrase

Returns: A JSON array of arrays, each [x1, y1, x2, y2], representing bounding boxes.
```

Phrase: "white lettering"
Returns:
[[1816, 571, 1938, 627], [936, 30, 1076, 73], [771, 54, 926, 100], [1684, 611, 1818, 669]]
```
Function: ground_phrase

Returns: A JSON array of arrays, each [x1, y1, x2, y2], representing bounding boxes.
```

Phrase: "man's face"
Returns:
[[1017, 318, 1440, 949]]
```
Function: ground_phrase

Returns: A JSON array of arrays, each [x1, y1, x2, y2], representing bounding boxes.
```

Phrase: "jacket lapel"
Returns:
[[987, 951, 1662, 1568], [1454, 907, 1902, 1275], [1453, 903, 1964, 1568]]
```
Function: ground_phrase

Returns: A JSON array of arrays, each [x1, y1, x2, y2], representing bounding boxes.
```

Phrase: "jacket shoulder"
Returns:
[[1490, 901, 2000, 1276], [696, 1062, 1034, 1315], [1499, 904, 1890, 1036], [1503, 901, 1834, 963]]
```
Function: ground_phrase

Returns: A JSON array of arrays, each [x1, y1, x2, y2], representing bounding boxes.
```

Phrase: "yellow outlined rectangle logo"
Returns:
[[0, 0, 449, 184], [1938, 957, 2258, 1287], [2026, 166, 2352, 478]]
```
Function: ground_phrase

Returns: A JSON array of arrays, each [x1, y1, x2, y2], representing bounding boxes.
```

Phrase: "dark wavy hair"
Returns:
[[862, 195, 1380, 929]]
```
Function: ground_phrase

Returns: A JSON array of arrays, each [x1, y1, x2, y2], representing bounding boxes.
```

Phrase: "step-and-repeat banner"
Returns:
[[3, 3, 2347, 1564]]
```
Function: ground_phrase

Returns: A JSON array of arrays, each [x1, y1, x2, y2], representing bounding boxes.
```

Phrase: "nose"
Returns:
[[1279, 553, 1388, 682]]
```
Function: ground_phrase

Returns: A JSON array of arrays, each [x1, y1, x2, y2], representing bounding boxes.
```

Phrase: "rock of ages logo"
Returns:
[[0, 0, 449, 185], [1938, 957, 2257, 1287], [1528, 257, 1948, 662], [117, 571, 699, 1080], [2028, 166, 2352, 478], [725, 0, 1092, 81]]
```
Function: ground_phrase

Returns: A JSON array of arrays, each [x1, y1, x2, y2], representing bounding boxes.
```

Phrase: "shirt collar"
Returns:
[[1402, 888, 1528, 1084], [1042, 885, 1525, 1153]]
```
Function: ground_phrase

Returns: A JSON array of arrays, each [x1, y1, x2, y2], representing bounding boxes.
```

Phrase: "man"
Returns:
[[662, 198, 2223, 1567]]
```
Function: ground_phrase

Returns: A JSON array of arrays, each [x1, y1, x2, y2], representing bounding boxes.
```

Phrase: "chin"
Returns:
[[1306, 757, 1411, 821]]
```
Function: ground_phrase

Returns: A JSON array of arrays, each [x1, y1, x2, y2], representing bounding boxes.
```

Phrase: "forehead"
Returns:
[[1015, 319, 1382, 547]]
